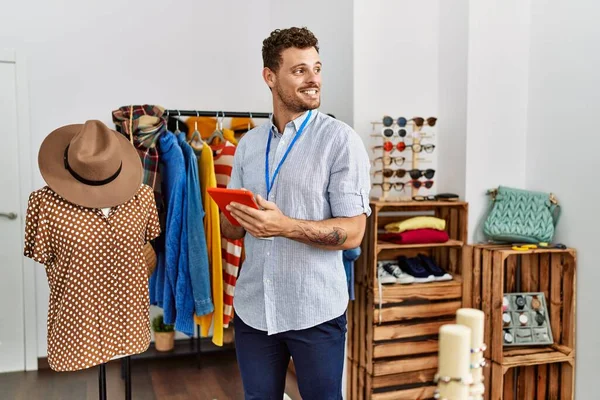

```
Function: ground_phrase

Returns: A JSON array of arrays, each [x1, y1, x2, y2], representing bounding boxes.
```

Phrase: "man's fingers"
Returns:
[[230, 208, 259, 228], [229, 201, 264, 218]]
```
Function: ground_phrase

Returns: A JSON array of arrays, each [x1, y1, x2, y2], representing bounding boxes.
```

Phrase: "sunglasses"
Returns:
[[373, 182, 406, 192], [413, 195, 436, 201], [408, 168, 435, 179], [372, 155, 406, 166], [409, 143, 435, 153], [382, 116, 408, 128], [373, 141, 407, 153], [410, 117, 437, 127], [381, 127, 407, 138], [373, 168, 408, 178], [410, 180, 434, 189]]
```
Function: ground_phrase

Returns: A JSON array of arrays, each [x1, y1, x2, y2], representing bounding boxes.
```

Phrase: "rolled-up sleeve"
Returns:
[[328, 130, 372, 218]]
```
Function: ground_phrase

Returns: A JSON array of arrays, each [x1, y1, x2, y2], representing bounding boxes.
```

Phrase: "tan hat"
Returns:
[[38, 120, 142, 208]]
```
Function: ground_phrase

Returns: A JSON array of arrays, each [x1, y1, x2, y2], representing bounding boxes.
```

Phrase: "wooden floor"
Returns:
[[0, 351, 301, 400]]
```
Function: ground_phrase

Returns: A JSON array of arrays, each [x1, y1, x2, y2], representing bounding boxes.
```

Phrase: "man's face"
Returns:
[[269, 47, 322, 113]]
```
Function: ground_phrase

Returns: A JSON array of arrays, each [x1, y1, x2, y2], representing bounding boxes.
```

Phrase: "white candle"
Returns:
[[437, 324, 471, 400], [456, 308, 486, 399]]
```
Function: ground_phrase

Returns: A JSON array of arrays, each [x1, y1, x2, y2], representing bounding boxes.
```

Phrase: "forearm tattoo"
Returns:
[[298, 223, 348, 246]]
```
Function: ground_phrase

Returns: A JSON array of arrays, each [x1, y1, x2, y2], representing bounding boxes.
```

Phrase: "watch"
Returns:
[[504, 331, 514, 344], [515, 295, 526, 310], [502, 296, 509, 312], [518, 313, 529, 326], [531, 296, 542, 311], [502, 313, 512, 327], [535, 311, 545, 326]]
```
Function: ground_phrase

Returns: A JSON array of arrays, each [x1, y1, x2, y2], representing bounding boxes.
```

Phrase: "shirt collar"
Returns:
[[269, 109, 318, 137]]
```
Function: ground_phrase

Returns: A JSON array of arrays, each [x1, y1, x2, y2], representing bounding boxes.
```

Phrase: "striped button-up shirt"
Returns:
[[229, 110, 371, 334]]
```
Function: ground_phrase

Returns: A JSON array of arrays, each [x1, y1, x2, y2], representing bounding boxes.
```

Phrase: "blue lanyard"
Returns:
[[265, 110, 312, 198]]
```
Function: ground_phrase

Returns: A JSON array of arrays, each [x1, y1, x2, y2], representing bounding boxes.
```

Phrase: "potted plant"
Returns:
[[152, 314, 175, 351]]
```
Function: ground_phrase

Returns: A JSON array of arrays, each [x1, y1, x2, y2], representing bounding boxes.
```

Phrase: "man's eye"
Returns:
[[294, 69, 304, 74], [315, 67, 321, 73]]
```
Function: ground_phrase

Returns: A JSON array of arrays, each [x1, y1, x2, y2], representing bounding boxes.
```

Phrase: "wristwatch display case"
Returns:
[[502, 292, 553, 346]]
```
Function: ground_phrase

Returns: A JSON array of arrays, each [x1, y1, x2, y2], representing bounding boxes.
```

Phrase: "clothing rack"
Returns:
[[119, 108, 270, 382], [164, 109, 271, 118]]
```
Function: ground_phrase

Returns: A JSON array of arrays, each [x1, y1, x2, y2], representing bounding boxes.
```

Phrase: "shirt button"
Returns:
[[267, 252, 270, 256], [265, 279, 271, 284]]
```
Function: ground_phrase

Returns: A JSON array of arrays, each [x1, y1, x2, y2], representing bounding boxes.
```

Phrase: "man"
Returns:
[[222, 27, 371, 399]]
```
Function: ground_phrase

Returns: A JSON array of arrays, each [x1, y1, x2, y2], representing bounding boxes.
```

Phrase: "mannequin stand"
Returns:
[[98, 356, 132, 400], [98, 364, 107, 400]]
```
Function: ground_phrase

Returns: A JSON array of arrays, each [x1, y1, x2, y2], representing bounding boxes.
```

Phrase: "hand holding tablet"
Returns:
[[207, 187, 259, 226]]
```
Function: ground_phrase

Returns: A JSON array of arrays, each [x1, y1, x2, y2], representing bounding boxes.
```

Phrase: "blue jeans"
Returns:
[[234, 311, 347, 400]]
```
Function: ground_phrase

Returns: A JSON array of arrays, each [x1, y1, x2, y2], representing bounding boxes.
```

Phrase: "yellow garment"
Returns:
[[185, 117, 238, 145], [384, 216, 446, 233], [193, 141, 224, 346]]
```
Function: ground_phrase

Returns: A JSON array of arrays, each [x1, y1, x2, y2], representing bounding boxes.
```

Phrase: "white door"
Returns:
[[0, 51, 26, 372]]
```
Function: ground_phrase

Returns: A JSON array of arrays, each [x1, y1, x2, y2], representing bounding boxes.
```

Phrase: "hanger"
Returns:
[[207, 111, 226, 144], [174, 110, 181, 134], [248, 112, 253, 131], [189, 111, 203, 144]]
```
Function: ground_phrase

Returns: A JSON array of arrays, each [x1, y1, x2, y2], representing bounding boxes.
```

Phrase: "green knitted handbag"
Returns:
[[483, 186, 561, 243]]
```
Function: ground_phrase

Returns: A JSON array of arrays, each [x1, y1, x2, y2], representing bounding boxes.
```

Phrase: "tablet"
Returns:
[[207, 187, 259, 226]]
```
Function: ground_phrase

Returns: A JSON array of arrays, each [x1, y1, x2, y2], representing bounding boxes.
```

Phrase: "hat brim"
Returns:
[[38, 124, 143, 208]]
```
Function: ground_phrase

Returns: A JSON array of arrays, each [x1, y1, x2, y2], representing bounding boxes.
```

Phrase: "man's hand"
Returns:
[[227, 195, 291, 239], [227, 194, 365, 250]]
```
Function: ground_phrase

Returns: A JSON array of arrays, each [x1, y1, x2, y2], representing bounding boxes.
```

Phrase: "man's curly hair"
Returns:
[[262, 27, 319, 72]]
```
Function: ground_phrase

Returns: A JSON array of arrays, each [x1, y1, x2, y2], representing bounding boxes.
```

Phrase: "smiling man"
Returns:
[[222, 27, 371, 399]]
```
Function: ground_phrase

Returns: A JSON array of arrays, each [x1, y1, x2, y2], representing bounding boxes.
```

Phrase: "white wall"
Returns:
[[464, 1, 531, 241], [270, 0, 354, 124], [354, 0, 440, 200], [0, 0, 353, 358], [436, 0, 468, 198], [526, 1, 600, 396]]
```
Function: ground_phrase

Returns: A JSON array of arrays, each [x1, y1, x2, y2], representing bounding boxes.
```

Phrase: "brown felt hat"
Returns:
[[38, 120, 142, 208]]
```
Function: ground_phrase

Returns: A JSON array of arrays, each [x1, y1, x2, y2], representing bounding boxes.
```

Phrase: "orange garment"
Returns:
[[185, 117, 238, 145]]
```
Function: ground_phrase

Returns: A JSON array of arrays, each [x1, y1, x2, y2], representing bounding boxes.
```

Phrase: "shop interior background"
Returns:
[[1, 0, 597, 398]]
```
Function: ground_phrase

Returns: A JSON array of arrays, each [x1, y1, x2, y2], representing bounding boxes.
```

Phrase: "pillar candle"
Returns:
[[456, 308, 486, 399], [437, 324, 471, 400]]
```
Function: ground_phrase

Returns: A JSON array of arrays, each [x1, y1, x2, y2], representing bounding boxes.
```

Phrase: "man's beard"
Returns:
[[276, 83, 320, 113]]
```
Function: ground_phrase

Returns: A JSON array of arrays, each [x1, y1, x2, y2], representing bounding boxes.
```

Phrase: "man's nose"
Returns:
[[306, 69, 321, 85]]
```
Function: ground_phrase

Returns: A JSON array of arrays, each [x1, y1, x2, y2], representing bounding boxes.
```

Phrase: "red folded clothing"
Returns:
[[379, 228, 449, 244]]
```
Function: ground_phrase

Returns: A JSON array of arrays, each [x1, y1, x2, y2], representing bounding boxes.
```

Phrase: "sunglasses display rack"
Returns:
[[370, 115, 437, 201]]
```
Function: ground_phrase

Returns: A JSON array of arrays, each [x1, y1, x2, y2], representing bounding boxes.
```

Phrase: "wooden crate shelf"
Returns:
[[373, 276, 463, 305], [464, 244, 576, 400], [502, 348, 572, 368], [347, 200, 468, 399], [487, 358, 574, 400], [464, 244, 576, 365], [349, 361, 438, 400], [376, 239, 464, 252]]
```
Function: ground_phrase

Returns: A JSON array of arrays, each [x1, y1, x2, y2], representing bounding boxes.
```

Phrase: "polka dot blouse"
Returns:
[[23, 184, 161, 372]]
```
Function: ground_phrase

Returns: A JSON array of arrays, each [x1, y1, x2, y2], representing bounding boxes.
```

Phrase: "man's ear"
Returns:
[[263, 67, 276, 89]]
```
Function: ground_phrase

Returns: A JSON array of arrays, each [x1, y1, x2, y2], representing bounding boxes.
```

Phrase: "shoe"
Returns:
[[417, 254, 453, 281], [381, 261, 415, 284], [398, 256, 435, 283], [377, 261, 398, 284]]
